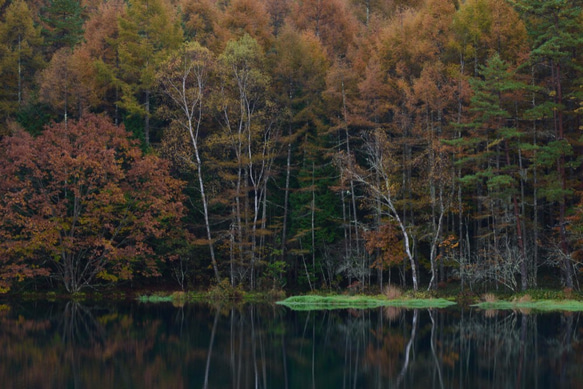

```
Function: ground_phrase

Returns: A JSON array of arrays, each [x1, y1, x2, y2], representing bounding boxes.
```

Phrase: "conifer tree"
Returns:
[[0, 0, 44, 120], [116, 0, 182, 145], [511, 0, 583, 287], [464, 53, 528, 290], [41, 0, 84, 52]]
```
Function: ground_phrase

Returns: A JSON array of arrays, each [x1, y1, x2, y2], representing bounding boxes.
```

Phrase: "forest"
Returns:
[[0, 0, 582, 294]]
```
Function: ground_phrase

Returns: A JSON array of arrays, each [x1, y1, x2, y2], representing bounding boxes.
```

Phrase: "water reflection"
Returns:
[[0, 301, 582, 388]]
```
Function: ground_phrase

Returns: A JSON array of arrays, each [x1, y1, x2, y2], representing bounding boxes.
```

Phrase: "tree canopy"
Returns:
[[0, 0, 583, 293]]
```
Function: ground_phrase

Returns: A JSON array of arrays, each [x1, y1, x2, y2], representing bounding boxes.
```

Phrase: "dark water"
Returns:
[[1, 301, 582, 388]]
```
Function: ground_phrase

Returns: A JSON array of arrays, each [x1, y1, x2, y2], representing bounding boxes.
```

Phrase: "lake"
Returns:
[[0, 300, 581, 388]]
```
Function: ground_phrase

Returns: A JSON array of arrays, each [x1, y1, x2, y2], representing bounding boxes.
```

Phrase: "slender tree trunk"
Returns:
[[505, 141, 526, 290], [190, 125, 220, 284], [311, 161, 316, 275], [144, 88, 150, 145], [17, 34, 22, 107], [341, 81, 360, 259], [554, 61, 572, 288], [281, 124, 292, 263]]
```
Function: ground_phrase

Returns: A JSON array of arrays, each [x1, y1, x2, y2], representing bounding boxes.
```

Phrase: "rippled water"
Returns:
[[1, 300, 582, 388]]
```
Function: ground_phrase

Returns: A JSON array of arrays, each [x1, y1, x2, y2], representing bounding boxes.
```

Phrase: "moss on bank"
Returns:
[[276, 295, 456, 310], [473, 300, 583, 312]]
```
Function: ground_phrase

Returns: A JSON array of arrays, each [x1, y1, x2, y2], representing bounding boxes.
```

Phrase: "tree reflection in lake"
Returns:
[[0, 302, 583, 388]]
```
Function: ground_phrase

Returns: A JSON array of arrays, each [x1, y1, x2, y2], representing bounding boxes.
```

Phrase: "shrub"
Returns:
[[514, 294, 533, 303], [207, 279, 244, 301], [482, 293, 496, 303], [383, 285, 402, 300]]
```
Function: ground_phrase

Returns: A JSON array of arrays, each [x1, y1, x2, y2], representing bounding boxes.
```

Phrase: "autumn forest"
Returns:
[[0, 0, 582, 295]]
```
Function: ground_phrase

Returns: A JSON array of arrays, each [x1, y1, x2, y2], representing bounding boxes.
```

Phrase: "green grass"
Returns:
[[276, 295, 456, 310], [138, 294, 174, 303], [136, 289, 286, 304], [473, 300, 583, 312]]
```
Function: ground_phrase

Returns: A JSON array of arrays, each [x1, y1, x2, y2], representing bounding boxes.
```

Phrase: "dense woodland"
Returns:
[[0, 0, 583, 294]]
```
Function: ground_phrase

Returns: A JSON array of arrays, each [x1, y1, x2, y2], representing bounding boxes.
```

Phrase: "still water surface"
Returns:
[[0, 301, 582, 388]]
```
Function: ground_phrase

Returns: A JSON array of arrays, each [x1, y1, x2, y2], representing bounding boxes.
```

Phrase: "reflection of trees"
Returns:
[[2, 303, 583, 387], [0, 302, 177, 388], [440, 310, 583, 388], [60, 301, 105, 347]]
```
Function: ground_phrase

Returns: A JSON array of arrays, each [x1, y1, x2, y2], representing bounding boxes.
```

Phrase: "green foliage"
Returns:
[[115, 0, 183, 144], [474, 300, 583, 312], [207, 279, 245, 301], [40, 0, 84, 50], [0, 0, 44, 121], [138, 294, 174, 303], [15, 101, 54, 136]]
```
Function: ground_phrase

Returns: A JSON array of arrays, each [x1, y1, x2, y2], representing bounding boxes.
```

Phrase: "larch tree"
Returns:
[[116, 0, 182, 145], [37, 47, 91, 123], [221, 0, 274, 49], [0, 0, 44, 121], [289, 0, 358, 58], [179, 0, 223, 51], [270, 26, 329, 280], [76, 0, 126, 120]]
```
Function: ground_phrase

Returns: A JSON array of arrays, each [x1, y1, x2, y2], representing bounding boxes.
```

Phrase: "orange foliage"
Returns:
[[365, 222, 406, 270]]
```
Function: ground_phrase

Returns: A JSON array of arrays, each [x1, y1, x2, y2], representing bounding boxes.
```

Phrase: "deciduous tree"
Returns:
[[116, 0, 182, 145], [0, 114, 185, 293], [157, 41, 221, 284]]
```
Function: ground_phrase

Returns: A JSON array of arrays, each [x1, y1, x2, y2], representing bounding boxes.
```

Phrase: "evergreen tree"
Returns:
[[463, 53, 528, 290], [41, 0, 84, 52], [511, 0, 583, 287]]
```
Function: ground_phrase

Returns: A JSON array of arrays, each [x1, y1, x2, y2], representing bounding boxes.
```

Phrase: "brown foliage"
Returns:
[[0, 114, 185, 293], [365, 222, 406, 270], [288, 0, 358, 58]]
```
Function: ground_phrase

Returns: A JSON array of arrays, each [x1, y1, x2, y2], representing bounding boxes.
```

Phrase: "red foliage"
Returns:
[[0, 114, 185, 292]]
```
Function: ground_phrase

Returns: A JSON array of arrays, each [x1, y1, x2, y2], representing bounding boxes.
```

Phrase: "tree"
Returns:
[[179, 0, 223, 51], [288, 0, 358, 58], [460, 54, 528, 290], [37, 47, 92, 123], [40, 0, 84, 52], [347, 129, 419, 291], [157, 41, 221, 284], [269, 26, 329, 284], [213, 34, 278, 288], [0, 114, 185, 293], [221, 0, 273, 49], [511, 0, 583, 287], [116, 0, 182, 145], [0, 0, 44, 120], [75, 0, 126, 119]]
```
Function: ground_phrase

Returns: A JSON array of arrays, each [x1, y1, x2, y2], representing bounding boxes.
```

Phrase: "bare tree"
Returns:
[[343, 129, 418, 291]]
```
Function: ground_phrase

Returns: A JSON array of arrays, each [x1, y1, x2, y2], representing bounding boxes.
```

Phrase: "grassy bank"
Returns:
[[473, 300, 583, 312], [137, 288, 286, 306], [276, 295, 456, 310]]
